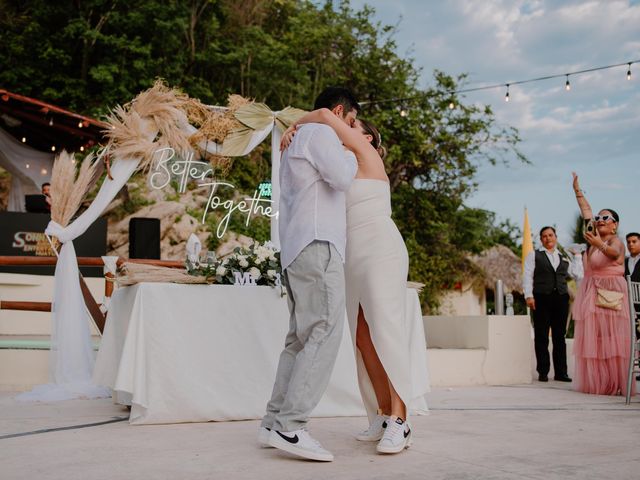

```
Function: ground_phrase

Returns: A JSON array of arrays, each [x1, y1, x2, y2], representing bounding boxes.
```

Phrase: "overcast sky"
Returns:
[[349, 0, 640, 248]]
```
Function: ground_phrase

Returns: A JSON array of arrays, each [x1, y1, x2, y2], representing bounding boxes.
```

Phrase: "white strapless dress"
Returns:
[[345, 179, 430, 421]]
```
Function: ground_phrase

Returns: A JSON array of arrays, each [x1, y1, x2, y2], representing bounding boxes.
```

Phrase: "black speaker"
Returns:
[[129, 217, 161, 259]]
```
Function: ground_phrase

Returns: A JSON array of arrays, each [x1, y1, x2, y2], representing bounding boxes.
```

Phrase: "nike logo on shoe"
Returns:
[[404, 428, 411, 439], [276, 431, 299, 444], [382, 421, 387, 428]]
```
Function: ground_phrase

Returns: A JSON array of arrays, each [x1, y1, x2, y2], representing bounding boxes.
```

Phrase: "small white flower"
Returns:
[[239, 259, 249, 268], [267, 269, 276, 278], [255, 256, 264, 265], [216, 265, 227, 276], [249, 267, 261, 280]]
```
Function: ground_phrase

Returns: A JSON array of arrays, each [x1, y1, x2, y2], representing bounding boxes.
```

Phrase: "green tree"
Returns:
[[572, 212, 585, 244], [0, 0, 527, 310]]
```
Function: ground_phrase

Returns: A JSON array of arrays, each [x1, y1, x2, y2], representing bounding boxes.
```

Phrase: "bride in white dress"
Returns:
[[283, 110, 430, 454]]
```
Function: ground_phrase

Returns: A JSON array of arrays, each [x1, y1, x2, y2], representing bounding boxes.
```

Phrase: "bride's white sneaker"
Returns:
[[355, 409, 389, 442], [258, 426, 274, 448], [376, 416, 412, 454], [268, 429, 334, 462]]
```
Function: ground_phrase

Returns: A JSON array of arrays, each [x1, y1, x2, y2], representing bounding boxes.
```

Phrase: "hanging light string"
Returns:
[[359, 59, 639, 107]]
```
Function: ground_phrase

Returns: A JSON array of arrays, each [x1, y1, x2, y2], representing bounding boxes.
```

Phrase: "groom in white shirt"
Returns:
[[258, 87, 360, 462]]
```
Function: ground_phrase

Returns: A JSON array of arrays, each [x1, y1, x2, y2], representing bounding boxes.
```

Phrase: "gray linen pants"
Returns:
[[261, 240, 345, 432]]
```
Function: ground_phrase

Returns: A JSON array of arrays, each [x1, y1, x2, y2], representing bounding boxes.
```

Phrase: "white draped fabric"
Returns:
[[93, 283, 430, 424], [17, 157, 139, 402], [0, 126, 53, 211]]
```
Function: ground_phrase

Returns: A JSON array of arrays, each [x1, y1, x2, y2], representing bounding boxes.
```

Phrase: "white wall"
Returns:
[[439, 283, 486, 316], [425, 315, 533, 386]]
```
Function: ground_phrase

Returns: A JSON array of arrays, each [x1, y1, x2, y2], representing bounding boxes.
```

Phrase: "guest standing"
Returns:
[[626, 232, 640, 380], [42, 182, 52, 212], [571, 172, 635, 397], [625, 232, 640, 336], [523, 226, 582, 382]]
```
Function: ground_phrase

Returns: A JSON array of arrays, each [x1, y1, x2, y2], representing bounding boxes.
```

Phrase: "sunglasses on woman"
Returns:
[[594, 215, 616, 222]]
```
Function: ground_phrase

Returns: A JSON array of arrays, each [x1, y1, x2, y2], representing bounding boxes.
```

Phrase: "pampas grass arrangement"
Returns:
[[104, 80, 194, 172], [104, 80, 250, 174], [50, 151, 103, 228], [116, 262, 208, 287]]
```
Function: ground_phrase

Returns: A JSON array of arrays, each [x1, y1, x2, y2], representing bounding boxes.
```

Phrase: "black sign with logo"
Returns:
[[0, 212, 107, 277]]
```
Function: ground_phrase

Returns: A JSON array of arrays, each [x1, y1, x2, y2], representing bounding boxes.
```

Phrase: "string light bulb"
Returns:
[[565, 75, 571, 91], [449, 101, 455, 109], [78, 121, 83, 128], [504, 84, 510, 102], [627, 63, 632, 80], [399, 107, 408, 117], [51, 146, 56, 152], [25, 163, 30, 169], [21, 137, 26, 143], [41, 168, 47, 175], [80, 146, 85, 152]]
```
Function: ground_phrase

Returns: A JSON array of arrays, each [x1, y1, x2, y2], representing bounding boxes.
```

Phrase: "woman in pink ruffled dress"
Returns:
[[572, 172, 635, 397]]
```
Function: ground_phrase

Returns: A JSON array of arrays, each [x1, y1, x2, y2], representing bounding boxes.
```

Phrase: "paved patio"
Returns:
[[1, 382, 639, 480]]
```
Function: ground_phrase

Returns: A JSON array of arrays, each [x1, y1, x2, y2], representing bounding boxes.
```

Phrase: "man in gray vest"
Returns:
[[523, 226, 582, 382]]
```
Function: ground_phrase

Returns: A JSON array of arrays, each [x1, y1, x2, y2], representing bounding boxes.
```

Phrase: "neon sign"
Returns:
[[149, 148, 278, 238]]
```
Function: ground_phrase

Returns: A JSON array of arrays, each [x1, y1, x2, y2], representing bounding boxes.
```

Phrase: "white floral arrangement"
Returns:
[[187, 241, 282, 287]]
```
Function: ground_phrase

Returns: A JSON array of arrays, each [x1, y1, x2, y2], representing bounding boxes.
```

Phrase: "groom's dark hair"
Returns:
[[314, 87, 361, 114]]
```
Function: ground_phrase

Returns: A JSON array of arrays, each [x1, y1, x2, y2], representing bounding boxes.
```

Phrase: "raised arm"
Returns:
[[294, 108, 378, 160], [306, 125, 358, 192], [572, 172, 593, 220]]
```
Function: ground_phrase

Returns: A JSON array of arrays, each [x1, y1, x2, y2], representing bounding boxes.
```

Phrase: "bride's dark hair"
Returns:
[[358, 119, 387, 160]]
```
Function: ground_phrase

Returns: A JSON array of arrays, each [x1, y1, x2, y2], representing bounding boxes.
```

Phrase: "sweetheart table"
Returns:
[[93, 283, 427, 425]]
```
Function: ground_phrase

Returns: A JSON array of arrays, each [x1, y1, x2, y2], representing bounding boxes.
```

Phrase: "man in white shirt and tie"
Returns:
[[625, 232, 640, 339], [259, 87, 360, 462], [523, 226, 582, 383]]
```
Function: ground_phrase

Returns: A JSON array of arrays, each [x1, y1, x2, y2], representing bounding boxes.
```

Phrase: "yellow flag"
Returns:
[[522, 207, 533, 272]]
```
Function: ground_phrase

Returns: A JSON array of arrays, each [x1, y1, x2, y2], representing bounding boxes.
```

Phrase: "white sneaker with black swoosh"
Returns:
[[268, 429, 334, 462], [355, 409, 389, 441], [258, 426, 274, 448], [376, 416, 412, 454]]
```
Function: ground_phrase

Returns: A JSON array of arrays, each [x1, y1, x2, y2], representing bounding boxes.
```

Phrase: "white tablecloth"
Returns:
[[94, 283, 427, 425]]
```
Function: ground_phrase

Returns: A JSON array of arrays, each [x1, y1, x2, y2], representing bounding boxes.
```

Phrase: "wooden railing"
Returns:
[[0, 256, 183, 268], [0, 256, 184, 333]]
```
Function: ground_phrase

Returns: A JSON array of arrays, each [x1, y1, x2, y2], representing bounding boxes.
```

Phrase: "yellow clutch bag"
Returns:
[[595, 288, 624, 310]]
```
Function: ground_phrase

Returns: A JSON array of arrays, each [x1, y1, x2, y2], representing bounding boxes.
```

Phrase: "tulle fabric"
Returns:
[[572, 248, 635, 396]]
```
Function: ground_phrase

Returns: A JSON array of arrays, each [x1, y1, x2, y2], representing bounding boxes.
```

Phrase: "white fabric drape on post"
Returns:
[[17, 157, 139, 402]]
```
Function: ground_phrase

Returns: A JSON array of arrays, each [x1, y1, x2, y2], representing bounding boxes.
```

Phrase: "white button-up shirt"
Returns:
[[278, 123, 358, 270], [522, 248, 584, 298], [628, 255, 639, 275]]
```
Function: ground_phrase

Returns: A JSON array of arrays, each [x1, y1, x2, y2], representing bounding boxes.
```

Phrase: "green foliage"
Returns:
[[0, 0, 527, 310], [572, 213, 585, 244]]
